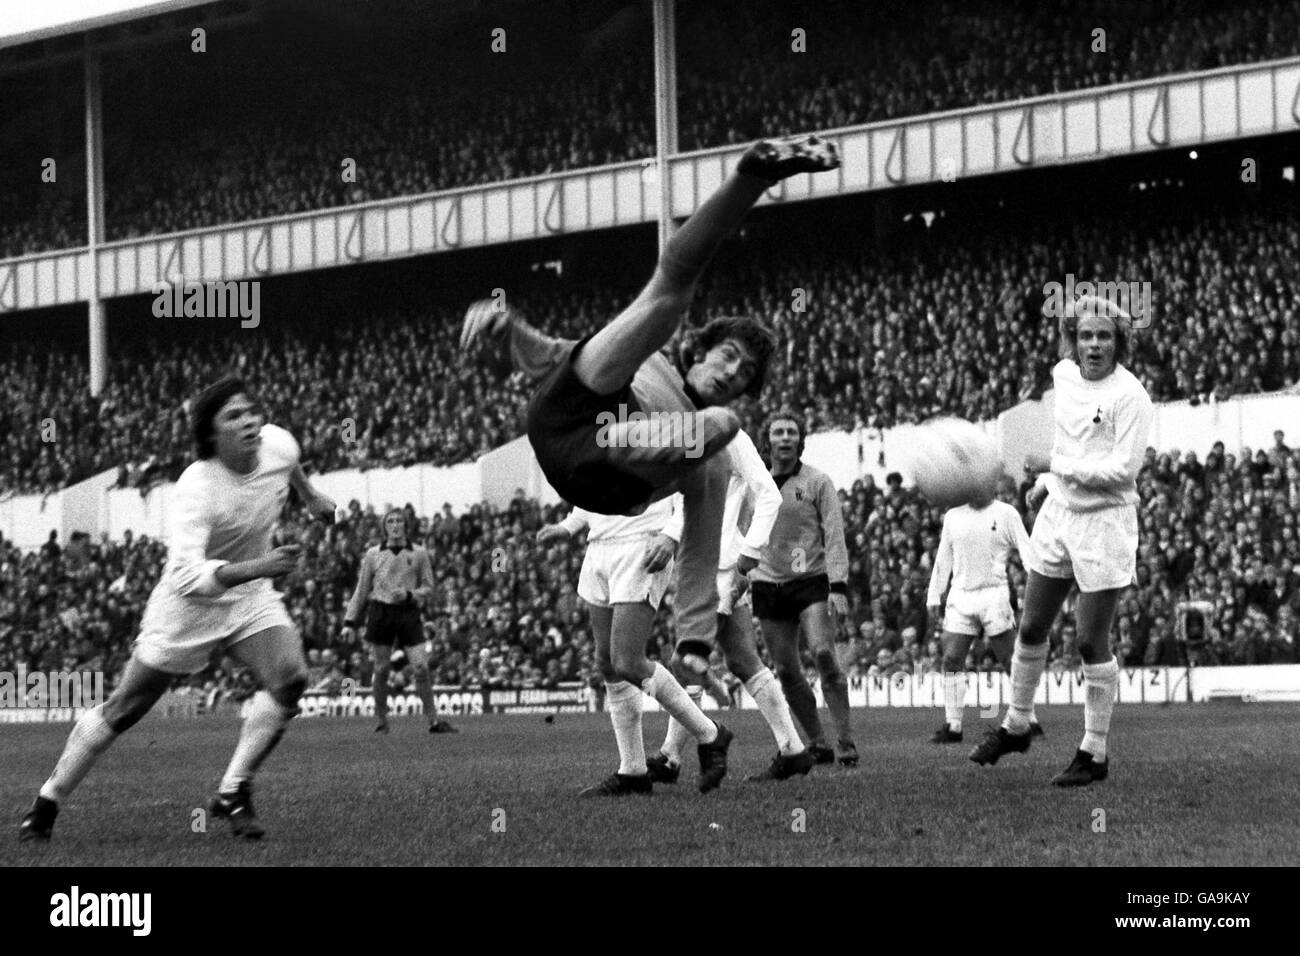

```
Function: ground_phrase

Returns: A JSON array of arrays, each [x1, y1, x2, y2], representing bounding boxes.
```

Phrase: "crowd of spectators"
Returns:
[[6, 0, 1300, 257], [4, 434, 1297, 707], [5, 185, 1299, 497]]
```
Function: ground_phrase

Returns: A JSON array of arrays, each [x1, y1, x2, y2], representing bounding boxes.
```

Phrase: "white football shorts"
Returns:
[[942, 586, 1015, 637], [134, 582, 295, 675], [1028, 496, 1138, 593], [578, 536, 673, 609]]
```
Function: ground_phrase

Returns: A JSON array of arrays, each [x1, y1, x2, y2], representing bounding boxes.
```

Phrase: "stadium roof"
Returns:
[[0, 0, 223, 50]]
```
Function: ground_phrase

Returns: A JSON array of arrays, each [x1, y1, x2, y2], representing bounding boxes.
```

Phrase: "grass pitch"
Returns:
[[3, 703, 1298, 866]]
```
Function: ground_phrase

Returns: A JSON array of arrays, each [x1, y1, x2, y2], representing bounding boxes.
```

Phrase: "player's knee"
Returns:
[[813, 647, 841, 679], [610, 649, 646, 683], [272, 672, 308, 710], [942, 654, 966, 673], [725, 656, 758, 683], [411, 663, 430, 681], [103, 695, 151, 734], [774, 661, 803, 687], [1078, 644, 1099, 665]]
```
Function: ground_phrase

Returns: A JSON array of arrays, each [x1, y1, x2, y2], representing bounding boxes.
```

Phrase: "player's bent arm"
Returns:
[[343, 551, 376, 625], [659, 494, 685, 545], [289, 463, 335, 518], [165, 477, 230, 597], [412, 549, 435, 603], [1009, 505, 1036, 568], [926, 514, 954, 607], [727, 432, 781, 559], [1051, 390, 1155, 488], [816, 473, 851, 594]]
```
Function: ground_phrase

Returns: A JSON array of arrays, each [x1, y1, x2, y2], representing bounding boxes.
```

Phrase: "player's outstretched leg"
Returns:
[[370, 643, 392, 734], [933, 631, 971, 743], [1051, 588, 1122, 786], [802, 603, 857, 766], [406, 643, 456, 733], [971, 573, 1071, 766], [581, 605, 655, 797], [712, 607, 812, 781], [213, 627, 307, 839], [989, 629, 1042, 737], [572, 134, 839, 398], [648, 667, 702, 784], [19, 657, 171, 842], [762, 617, 828, 760]]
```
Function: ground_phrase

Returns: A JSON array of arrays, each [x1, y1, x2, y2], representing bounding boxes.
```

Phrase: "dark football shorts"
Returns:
[[751, 574, 831, 622], [364, 602, 424, 648], [525, 336, 657, 515]]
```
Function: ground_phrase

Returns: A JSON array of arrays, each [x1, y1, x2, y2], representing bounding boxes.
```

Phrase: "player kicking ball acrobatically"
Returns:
[[926, 482, 1042, 743], [537, 497, 680, 794], [342, 509, 457, 735], [751, 412, 859, 767], [19, 378, 335, 841], [647, 427, 814, 784], [462, 135, 840, 794], [969, 296, 1153, 786]]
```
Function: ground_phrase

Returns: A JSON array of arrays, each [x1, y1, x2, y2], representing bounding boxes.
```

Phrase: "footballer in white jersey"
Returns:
[[20, 379, 336, 843], [648, 429, 813, 782], [926, 493, 1040, 743], [970, 296, 1153, 787]]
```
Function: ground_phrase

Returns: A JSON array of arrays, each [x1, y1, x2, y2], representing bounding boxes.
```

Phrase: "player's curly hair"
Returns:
[[191, 376, 253, 460], [1058, 295, 1133, 367], [763, 407, 807, 460], [680, 316, 777, 400]]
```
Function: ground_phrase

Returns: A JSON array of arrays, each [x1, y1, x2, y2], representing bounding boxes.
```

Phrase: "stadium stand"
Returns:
[[4, 184, 1299, 496], [3, 435, 1297, 703], [4, 0, 1300, 257]]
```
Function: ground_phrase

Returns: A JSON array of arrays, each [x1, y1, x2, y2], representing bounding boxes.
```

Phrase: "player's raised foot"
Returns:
[[836, 739, 860, 767], [697, 723, 734, 794], [579, 773, 653, 797], [1051, 749, 1109, 787], [209, 782, 265, 840], [807, 742, 835, 765], [428, 719, 459, 734], [968, 725, 1032, 766], [738, 134, 840, 182], [18, 796, 58, 842], [646, 753, 681, 784], [375, 719, 390, 734], [1030, 720, 1046, 738], [747, 749, 815, 782], [930, 725, 963, 744]]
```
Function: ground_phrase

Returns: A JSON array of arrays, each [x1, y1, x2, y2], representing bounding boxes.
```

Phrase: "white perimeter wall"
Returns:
[[3, 388, 1297, 548]]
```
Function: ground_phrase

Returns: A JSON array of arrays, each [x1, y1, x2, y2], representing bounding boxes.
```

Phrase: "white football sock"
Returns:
[[40, 704, 118, 803], [220, 691, 295, 794], [1002, 640, 1048, 735], [642, 663, 717, 743], [745, 667, 804, 755], [660, 686, 703, 765], [1081, 657, 1119, 761], [943, 671, 965, 732], [605, 681, 647, 776]]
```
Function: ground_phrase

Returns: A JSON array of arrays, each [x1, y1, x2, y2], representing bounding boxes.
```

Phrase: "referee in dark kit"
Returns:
[[342, 508, 456, 734]]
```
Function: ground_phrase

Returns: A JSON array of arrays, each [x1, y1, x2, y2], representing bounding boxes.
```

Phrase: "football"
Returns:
[[906, 417, 1005, 509]]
